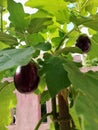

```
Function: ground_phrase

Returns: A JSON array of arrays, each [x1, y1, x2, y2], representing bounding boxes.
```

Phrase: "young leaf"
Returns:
[[7, 0, 30, 32], [27, 17, 53, 34]]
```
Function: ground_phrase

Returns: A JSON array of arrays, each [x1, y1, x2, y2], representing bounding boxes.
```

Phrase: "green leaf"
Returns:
[[43, 53, 52, 61], [64, 59, 98, 130], [52, 37, 63, 48], [27, 17, 53, 34], [0, 42, 9, 49], [44, 56, 70, 97], [0, 83, 16, 130], [7, 0, 30, 32], [0, 47, 34, 71], [56, 47, 82, 55], [85, 0, 98, 14], [70, 107, 81, 130], [0, 0, 7, 7], [88, 33, 98, 59], [0, 32, 18, 47], [25, 0, 69, 24], [30, 9, 51, 19], [40, 90, 51, 104], [66, 30, 80, 47], [32, 50, 40, 58], [25, 0, 67, 14], [27, 33, 45, 46], [35, 42, 51, 51], [71, 13, 98, 31]]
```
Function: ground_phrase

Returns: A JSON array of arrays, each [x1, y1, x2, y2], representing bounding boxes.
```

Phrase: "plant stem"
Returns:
[[52, 97, 59, 130], [79, 0, 89, 13], [34, 112, 52, 130], [58, 89, 70, 130], [55, 27, 75, 51], [0, 6, 3, 32]]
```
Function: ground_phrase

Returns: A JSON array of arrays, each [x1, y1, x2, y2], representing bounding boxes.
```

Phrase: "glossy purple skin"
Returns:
[[75, 35, 91, 53], [14, 62, 39, 93]]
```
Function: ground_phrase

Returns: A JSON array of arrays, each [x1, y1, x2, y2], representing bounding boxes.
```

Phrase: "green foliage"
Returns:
[[28, 17, 53, 34], [0, 82, 16, 130], [0, 0, 98, 129], [0, 32, 18, 47], [0, 47, 34, 71], [7, 0, 30, 32], [0, 0, 7, 8], [27, 33, 45, 46], [25, 0, 69, 23], [43, 56, 70, 97], [88, 33, 98, 59], [35, 42, 51, 51], [40, 90, 51, 104], [64, 59, 98, 130], [71, 14, 98, 31]]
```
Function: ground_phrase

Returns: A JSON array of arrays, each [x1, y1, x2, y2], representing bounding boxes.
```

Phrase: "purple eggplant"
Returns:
[[75, 35, 91, 53], [14, 62, 39, 93]]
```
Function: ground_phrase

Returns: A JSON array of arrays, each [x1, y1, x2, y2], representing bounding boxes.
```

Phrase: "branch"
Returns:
[[51, 97, 59, 130], [58, 91, 70, 130], [34, 112, 52, 130], [0, 6, 3, 32], [55, 27, 76, 51]]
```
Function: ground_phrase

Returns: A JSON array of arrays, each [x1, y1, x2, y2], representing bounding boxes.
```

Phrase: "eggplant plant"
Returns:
[[0, 0, 98, 130]]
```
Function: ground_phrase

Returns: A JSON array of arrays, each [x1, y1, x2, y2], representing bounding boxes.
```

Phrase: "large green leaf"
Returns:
[[64, 59, 98, 130], [0, 47, 34, 71], [0, 82, 16, 130], [44, 56, 70, 97], [7, 0, 30, 32], [25, 0, 69, 23], [25, 0, 67, 14]]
